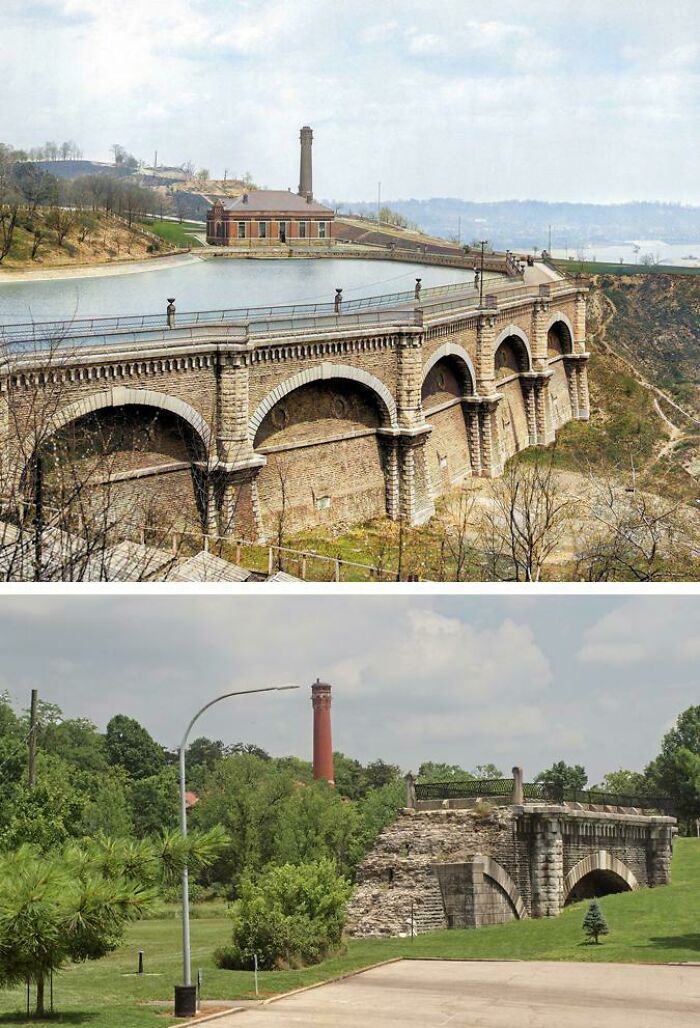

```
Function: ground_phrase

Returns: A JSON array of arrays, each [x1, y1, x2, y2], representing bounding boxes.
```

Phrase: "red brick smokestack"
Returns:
[[311, 678, 334, 785]]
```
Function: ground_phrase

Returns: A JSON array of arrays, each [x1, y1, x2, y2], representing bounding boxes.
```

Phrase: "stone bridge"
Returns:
[[347, 800, 675, 937], [0, 265, 590, 540]]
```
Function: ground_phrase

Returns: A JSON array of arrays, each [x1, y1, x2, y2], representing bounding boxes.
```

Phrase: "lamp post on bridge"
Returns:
[[174, 684, 300, 1018], [478, 240, 488, 307]]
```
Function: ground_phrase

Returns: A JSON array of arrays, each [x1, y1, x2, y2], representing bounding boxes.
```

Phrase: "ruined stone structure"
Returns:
[[0, 267, 590, 540], [347, 802, 675, 937]]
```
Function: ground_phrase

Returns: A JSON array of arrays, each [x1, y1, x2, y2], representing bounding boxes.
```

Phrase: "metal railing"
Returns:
[[415, 778, 514, 801], [415, 778, 676, 813], [0, 274, 578, 350]]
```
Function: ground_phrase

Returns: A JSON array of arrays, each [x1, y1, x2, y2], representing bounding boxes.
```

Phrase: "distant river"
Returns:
[[0, 257, 476, 326]]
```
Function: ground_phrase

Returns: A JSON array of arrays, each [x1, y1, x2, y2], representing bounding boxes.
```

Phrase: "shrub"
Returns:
[[214, 858, 353, 970], [582, 899, 609, 944]]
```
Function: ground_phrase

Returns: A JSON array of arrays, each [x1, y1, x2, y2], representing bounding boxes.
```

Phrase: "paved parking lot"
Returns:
[[213, 959, 700, 1027]]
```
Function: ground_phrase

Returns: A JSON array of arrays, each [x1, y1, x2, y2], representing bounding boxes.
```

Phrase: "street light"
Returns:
[[478, 239, 488, 307], [174, 685, 300, 1017]]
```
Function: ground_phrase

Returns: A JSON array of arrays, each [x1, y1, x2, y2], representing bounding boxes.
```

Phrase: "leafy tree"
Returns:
[[582, 899, 609, 944], [0, 753, 89, 851], [105, 714, 165, 779], [40, 716, 107, 772], [363, 759, 401, 791], [215, 858, 353, 970], [332, 752, 366, 799], [596, 769, 646, 795], [128, 767, 179, 837], [417, 762, 474, 782], [646, 706, 700, 824], [81, 770, 133, 838], [535, 761, 588, 800], [473, 764, 504, 780]]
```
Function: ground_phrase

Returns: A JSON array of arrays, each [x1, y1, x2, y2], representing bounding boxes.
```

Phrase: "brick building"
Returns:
[[206, 126, 336, 246]]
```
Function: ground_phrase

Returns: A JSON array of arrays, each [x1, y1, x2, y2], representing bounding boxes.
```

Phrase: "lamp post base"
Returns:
[[174, 985, 197, 1018]]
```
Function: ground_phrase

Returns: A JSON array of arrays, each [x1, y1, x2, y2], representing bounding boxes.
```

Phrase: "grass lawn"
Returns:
[[137, 220, 204, 249], [553, 259, 700, 277], [1, 839, 698, 1026]]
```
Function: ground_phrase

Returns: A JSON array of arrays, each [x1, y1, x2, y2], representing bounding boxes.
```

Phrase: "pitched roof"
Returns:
[[169, 551, 253, 583], [221, 190, 333, 215]]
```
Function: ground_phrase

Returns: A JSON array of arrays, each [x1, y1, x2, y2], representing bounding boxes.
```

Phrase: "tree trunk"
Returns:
[[36, 974, 45, 1017]]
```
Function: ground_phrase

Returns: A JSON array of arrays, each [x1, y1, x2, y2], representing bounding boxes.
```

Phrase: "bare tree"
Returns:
[[574, 477, 700, 582], [0, 335, 204, 581], [479, 455, 573, 582]]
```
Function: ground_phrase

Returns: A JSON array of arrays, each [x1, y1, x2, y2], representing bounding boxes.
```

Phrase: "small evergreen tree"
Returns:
[[582, 899, 609, 944]]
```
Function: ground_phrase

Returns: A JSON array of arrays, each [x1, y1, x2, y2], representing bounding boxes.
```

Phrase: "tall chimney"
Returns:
[[311, 678, 334, 785], [298, 125, 313, 200]]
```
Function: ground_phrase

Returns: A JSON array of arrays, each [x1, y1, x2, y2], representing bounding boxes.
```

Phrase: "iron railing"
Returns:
[[415, 778, 675, 813], [415, 778, 514, 801], [0, 275, 579, 352]]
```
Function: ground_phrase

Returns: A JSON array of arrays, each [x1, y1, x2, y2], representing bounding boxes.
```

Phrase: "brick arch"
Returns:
[[422, 343, 476, 395], [563, 851, 639, 901], [249, 362, 399, 439], [494, 325, 533, 372], [478, 856, 528, 919], [546, 312, 574, 354], [48, 386, 212, 452]]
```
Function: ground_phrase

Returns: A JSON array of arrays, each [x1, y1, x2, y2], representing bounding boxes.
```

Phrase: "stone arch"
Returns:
[[563, 851, 639, 904], [479, 856, 528, 919], [48, 386, 212, 453], [494, 325, 533, 374], [546, 312, 574, 356], [249, 362, 398, 440], [422, 343, 476, 396]]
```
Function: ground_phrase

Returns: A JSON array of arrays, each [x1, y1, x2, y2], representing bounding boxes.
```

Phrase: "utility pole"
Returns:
[[33, 454, 43, 582], [457, 215, 461, 243], [154, 150, 158, 172], [223, 168, 227, 185], [28, 689, 38, 787], [377, 181, 381, 222]]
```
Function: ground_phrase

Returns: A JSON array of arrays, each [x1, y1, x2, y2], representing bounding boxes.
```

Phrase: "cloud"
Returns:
[[1, 0, 697, 202], [578, 598, 700, 665]]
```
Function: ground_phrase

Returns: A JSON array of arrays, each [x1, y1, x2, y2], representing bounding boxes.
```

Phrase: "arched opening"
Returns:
[[494, 335, 531, 460], [421, 355, 474, 490], [547, 319, 574, 427], [565, 869, 632, 906], [37, 404, 208, 532], [254, 378, 390, 535], [547, 320, 573, 357]]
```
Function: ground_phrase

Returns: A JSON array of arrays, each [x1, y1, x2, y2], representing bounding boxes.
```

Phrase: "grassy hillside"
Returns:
[[597, 273, 700, 415], [0, 839, 698, 1026], [0, 210, 182, 272], [135, 218, 204, 248]]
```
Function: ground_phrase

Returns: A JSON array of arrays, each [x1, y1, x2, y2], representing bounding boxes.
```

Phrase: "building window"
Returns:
[[318, 221, 327, 239], [299, 221, 307, 239], [237, 222, 246, 239], [258, 221, 268, 239]]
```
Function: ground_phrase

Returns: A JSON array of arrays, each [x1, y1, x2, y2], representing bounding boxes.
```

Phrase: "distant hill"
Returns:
[[330, 199, 700, 250], [32, 159, 130, 179]]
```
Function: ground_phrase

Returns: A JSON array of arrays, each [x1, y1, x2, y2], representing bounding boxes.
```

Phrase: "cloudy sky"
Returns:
[[0, 594, 697, 783], [4, 0, 699, 203]]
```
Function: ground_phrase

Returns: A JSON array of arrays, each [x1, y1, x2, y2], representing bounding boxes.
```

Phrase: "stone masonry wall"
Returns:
[[347, 805, 675, 938]]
